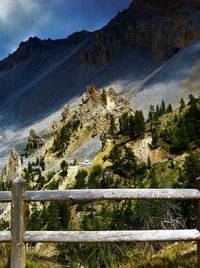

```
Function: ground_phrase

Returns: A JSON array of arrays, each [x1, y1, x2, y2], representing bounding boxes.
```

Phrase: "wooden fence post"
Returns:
[[196, 177, 200, 268], [11, 177, 26, 268]]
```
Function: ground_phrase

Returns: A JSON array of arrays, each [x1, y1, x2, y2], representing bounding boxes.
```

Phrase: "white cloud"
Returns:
[[0, 0, 131, 59], [0, 0, 41, 23], [0, 0, 52, 58]]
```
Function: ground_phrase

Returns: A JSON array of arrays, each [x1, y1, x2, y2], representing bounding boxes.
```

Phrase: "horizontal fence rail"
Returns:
[[0, 191, 12, 202], [0, 177, 200, 267], [23, 188, 200, 202], [23, 229, 200, 243], [1, 230, 200, 243], [0, 231, 11, 242]]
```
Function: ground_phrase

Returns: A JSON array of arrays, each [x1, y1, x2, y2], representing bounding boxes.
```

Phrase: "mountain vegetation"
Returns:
[[0, 92, 199, 267], [0, 0, 200, 266]]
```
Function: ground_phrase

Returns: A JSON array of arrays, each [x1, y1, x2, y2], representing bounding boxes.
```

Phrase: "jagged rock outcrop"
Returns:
[[1, 148, 22, 181], [82, 85, 102, 104], [56, 85, 135, 143], [102, 88, 117, 110], [27, 129, 45, 149], [79, 0, 200, 64], [81, 85, 117, 110], [52, 120, 59, 133], [61, 105, 70, 122], [48, 85, 136, 158]]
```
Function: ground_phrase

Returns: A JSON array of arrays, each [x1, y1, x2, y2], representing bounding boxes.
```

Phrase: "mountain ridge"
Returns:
[[1, 0, 200, 70], [0, 0, 200, 157], [0, 30, 93, 71]]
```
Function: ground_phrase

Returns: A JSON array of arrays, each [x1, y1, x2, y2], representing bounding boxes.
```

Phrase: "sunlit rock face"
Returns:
[[1, 148, 22, 181], [55, 85, 136, 141]]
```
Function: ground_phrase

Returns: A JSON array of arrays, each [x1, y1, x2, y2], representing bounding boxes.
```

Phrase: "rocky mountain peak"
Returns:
[[81, 85, 117, 110], [102, 88, 117, 110], [47, 85, 136, 158], [0, 36, 44, 71], [81, 85, 102, 104], [56, 85, 135, 142], [0, 30, 93, 71], [79, 0, 200, 64], [1, 1, 200, 71], [1, 148, 22, 181], [66, 30, 92, 44]]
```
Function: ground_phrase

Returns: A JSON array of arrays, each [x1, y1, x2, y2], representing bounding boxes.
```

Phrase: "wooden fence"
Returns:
[[0, 177, 200, 267]]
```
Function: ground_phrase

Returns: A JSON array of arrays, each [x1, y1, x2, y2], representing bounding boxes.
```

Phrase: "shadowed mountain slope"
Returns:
[[0, 40, 159, 128], [0, 0, 200, 129]]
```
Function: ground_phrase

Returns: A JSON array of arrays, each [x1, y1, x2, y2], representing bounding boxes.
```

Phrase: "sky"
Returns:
[[0, 0, 131, 60]]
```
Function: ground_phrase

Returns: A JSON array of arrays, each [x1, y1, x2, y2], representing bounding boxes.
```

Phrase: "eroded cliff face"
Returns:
[[1, 148, 22, 181], [79, 0, 200, 64], [65, 85, 134, 137], [27, 129, 45, 149], [1, 1, 200, 71], [47, 85, 136, 158]]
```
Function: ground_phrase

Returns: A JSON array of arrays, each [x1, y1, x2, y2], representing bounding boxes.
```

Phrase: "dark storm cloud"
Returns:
[[0, 0, 131, 60]]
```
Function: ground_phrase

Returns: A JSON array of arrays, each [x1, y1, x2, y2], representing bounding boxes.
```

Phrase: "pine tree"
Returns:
[[147, 155, 151, 170], [119, 112, 129, 135], [148, 105, 155, 132], [151, 130, 159, 148], [109, 115, 117, 138], [60, 160, 68, 177], [184, 152, 200, 187], [58, 201, 71, 230], [36, 157, 40, 166], [179, 98, 185, 110], [60, 160, 68, 171], [45, 202, 61, 230], [37, 173, 46, 189], [74, 169, 88, 189], [167, 103, 172, 113], [156, 104, 160, 117], [88, 165, 102, 188], [160, 100, 166, 115], [28, 162, 33, 173], [150, 166, 158, 188], [129, 115, 136, 138], [134, 110, 145, 138], [40, 157, 45, 171], [188, 94, 196, 105]]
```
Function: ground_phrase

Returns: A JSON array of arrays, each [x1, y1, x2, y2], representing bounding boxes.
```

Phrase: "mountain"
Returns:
[[1, 2, 200, 265], [79, 0, 200, 64], [0, 0, 200, 171], [1, 0, 200, 130], [0, 35, 157, 128]]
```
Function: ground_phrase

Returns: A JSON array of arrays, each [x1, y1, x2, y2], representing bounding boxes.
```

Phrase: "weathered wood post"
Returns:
[[197, 177, 200, 268], [11, 177, 26, 267]]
